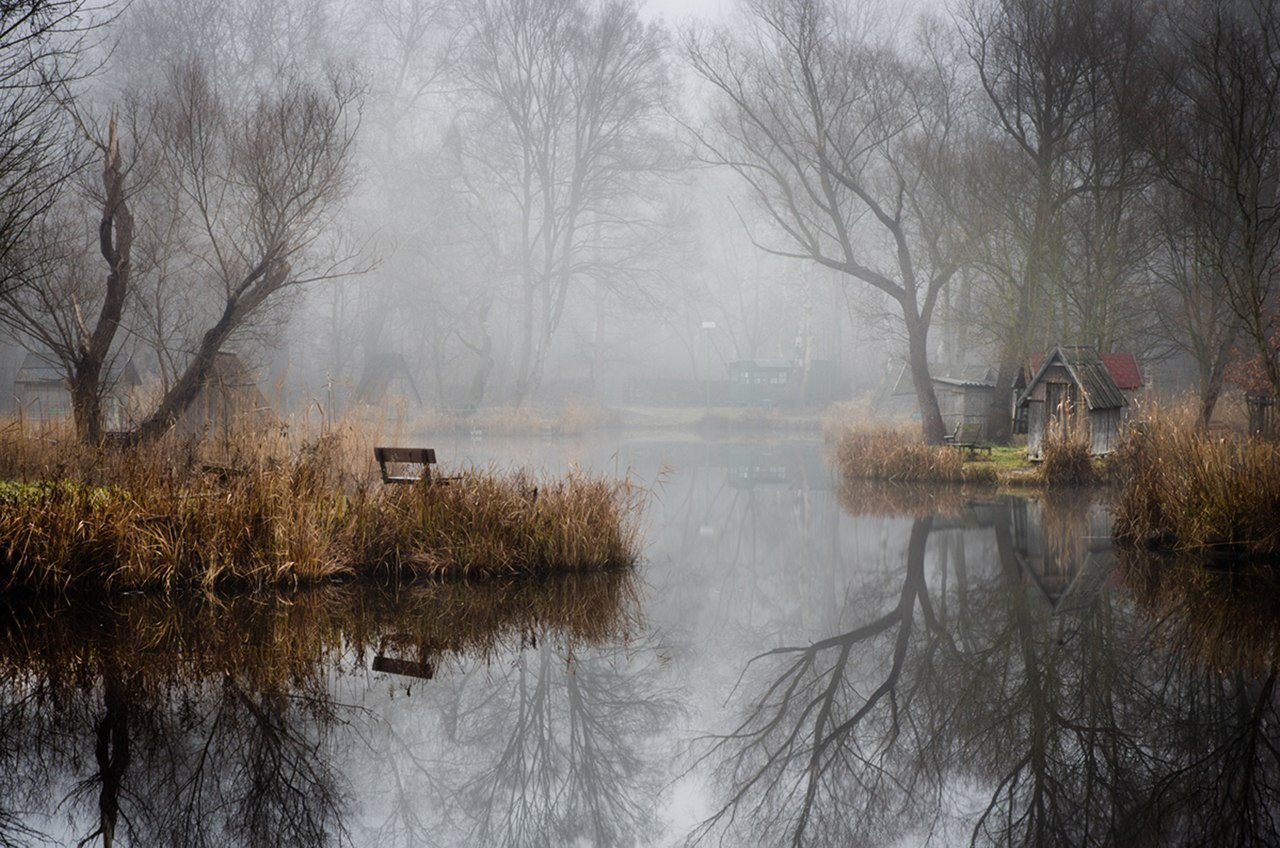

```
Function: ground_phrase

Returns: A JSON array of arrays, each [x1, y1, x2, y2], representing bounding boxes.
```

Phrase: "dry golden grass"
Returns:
[[830, 425, 998, 487], [0, 416, 645, 595], [1040, 431, 1098, 487], [1111, 417, 1280, 556]]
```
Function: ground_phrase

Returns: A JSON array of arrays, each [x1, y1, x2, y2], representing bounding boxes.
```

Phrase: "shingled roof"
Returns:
[[1019, 346, 1127, 410], [1098, 353, 1143, 390]]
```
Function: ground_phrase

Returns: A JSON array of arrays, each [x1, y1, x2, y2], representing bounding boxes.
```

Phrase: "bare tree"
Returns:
[[129, 62, 363, 441], [0, 1, 104, 297], [686, 0, 975, 443], [961, 0, 1156, 441], [460, 0, 676, 407], [1154, 0, 1280, 404], [0, 113, 134, 443]]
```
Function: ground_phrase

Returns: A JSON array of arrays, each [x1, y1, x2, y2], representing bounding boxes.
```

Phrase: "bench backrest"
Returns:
[[374, 447, 436, 483], [957, 423, 984, 444]]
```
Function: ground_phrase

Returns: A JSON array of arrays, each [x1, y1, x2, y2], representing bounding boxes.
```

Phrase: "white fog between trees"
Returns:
[[0, 0, 1277, 443]]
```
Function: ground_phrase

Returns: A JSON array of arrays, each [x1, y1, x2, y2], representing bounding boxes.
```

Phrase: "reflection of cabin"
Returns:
[[1008, 495, 1114, 613], [727, 359, 795, 405], [1017, 346, 1133, 460], [889, 363, 997, 438], [353, 353, 423, 407], [178, 352, 274, 435], [13, 352, 140, 428]]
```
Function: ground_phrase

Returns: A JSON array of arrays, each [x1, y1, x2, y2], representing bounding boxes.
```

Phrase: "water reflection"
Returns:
[[0, 573, 645, 846], [694, 488, 1280, 847], [6, 438, 1280, 846]]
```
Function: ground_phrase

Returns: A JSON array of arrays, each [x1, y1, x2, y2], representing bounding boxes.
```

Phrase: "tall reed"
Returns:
[[1111, 420, 1280, 557], [0, 418, 645, 594]]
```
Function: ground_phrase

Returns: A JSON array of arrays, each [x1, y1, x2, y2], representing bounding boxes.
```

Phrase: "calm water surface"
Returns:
[[5, 434, 1280, 846]]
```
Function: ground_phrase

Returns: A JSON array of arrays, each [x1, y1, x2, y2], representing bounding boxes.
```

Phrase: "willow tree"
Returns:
[[686, 0, 975, 443]]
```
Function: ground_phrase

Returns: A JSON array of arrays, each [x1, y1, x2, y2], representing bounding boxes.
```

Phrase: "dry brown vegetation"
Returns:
[[1039, 432, 1098, 487], [830, 425, 998, 487], [0, 571, 641, 691], [1111, 418, 1280, 557], [1118, 548, 1280, 675], [0, 418, 644, 595]]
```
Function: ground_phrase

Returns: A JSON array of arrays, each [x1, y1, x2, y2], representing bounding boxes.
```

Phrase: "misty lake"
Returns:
[[5, 434, 1280, 846]]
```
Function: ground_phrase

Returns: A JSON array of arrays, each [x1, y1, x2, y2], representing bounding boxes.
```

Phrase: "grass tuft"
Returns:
[[1111, 418, 1280, 557], [830, 425, 998, 487], [1040, 432, 1098, 487], [0, 418, 645, 595]]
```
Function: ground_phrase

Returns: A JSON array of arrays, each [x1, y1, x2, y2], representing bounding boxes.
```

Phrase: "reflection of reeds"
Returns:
[[1117, 548, 1280, 676], [1111, 420, 1280, 556], [830, 426, 997, 486], [836, 480, 972, 517], [0, 422, 644, 594], [0, 571, 641, 692], [1039, 488, 1097, 569]]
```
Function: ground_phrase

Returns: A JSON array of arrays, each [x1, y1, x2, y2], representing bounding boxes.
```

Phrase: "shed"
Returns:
[[891, 363, 998, 438], [13, 353, 69, 421], [1017, 346, 1128, 460], [177, 352, 275, 435], [13, 352, 141, 428], [727, 359, 795, 406], [353, 352, 423, 407]]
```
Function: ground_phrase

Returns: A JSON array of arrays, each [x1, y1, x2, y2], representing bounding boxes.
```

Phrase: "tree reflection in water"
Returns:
[[0, 572, 646, 847], [691, 491, 1280, 847]]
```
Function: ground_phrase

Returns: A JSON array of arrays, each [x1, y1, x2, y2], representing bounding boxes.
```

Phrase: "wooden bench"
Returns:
[[374, 447, 436, 484], [947, 423, 992, 458]]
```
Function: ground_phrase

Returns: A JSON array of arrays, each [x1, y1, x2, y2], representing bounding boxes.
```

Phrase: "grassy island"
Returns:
[[0, 423, 644, 595]]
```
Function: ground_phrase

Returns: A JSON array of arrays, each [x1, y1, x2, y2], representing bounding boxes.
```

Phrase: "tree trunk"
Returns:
[[1197, 328, 1237, 428], [69, 118, 132, 444], [906, 315, 946, 444], [512, 282, 536, 407], [71, 364, 104, 443]]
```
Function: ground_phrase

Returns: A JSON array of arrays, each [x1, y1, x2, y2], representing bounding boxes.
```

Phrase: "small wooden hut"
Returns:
[[1018, 346, 1128, 460], [727, 359, 795, 406], [353, 352, 423, 407], [177, 352, 274, 435], [888, 363, 998, 438], [13, 352, 141, 426]]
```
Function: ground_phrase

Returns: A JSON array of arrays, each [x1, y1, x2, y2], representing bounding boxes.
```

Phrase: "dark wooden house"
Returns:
[[1018, 346, 1130, 460], [727, 359, 795, 406]]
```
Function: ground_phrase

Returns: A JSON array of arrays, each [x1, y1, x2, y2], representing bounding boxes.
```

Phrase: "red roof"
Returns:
[[1099, 353, 1143, 389], [1027, 351, 1144, 390]]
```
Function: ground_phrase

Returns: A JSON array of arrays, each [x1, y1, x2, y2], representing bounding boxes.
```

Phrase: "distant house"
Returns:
[[13, 352, 140, 428], [889, 363, 998, 438], [1017, 346, 1134, 460], [353, 352, 423, 407], [13, 353, 69, 421], [727, 359, 795, 406], [176, 352, 275, 435]]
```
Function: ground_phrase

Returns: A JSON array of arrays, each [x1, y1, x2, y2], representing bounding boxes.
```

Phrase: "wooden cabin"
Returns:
[[13, 352, 140, 428], [888, 363, 998, 438], [727, 359, 795, 406], [1018, 346, 1130, 460]]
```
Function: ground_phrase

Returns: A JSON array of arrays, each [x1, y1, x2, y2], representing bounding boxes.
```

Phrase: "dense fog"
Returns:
[[1, 0, 1277, 441]]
